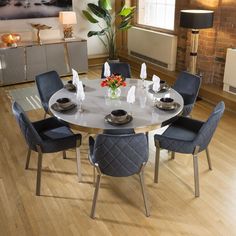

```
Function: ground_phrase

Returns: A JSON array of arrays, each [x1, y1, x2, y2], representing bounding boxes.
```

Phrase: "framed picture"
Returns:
[[0, 0, 72, 20]]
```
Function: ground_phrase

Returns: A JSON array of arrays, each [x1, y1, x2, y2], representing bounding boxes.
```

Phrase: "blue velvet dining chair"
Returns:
[[101, 62, 132, 78], [35, 70, 64, 119], [173, 71, 202, 117], [88, 133, 150, 218], [153, 101, 225, 197], [12, 102, 82, 196]]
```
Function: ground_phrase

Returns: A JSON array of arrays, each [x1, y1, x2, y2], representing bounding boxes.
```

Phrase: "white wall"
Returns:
[[0, 0, 114, 57]]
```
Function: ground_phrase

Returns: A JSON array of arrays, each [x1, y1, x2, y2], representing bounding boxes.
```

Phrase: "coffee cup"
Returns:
[[160, 97, 174, 107], [56, 98, 72, 108], [110, 109, 128, 122]]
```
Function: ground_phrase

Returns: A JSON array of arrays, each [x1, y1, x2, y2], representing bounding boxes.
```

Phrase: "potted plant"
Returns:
[[82, 0, 135, 61]]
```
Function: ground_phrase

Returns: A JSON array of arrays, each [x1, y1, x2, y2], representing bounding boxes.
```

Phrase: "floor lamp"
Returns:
[[180, 10, 214, 75]]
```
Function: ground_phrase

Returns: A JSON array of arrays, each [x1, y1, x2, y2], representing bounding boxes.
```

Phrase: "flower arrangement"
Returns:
[[101, 74, 126, 89], [101, 74, 126, 99]]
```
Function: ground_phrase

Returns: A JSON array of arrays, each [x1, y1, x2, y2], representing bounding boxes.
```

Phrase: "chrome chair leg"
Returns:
[[139, 165, 150, 217], [193, 146, 200, 197], [36, 146, 43, 196], [154, 142, 160, 183], [90, 173, 102, 219], [25, 148, 31, 169], [43, 112, 47, 119], [205, 147, 212, 170], [145, 132, 149, 145], [76, 142, 82, 182], [62, 150, 67, 159], [171, 151, 175, 159], [93, 166, 96, 187]]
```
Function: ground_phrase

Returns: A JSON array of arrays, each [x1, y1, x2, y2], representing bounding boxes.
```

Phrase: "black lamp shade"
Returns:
[[180, 10, 214, 29]]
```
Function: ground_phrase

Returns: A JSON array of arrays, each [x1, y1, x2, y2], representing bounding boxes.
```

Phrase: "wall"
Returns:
[[117, 0, 236, 87], [0, 0, 115, 58]]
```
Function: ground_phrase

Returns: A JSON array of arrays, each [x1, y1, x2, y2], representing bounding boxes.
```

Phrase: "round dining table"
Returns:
[[49, 79, 184, 134]]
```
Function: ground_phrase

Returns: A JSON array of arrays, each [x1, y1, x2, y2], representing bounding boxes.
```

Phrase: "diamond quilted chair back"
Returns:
[[93, 133, 148, 177]]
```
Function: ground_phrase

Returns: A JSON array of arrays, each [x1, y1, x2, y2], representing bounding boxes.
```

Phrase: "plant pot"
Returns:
[[107, 87, 121, 99]]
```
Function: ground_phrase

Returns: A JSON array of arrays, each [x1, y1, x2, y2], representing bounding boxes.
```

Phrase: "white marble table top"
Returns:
[[49, 79, 184, 133]]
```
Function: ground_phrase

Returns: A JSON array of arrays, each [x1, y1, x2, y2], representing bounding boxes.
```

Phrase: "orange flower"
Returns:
[[100, 74, 126, 89]]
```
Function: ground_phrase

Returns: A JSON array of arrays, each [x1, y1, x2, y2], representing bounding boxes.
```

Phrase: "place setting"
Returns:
[[148, 75, 170, 94], [155, 96, 180, 111], [105, 109, 133, 126], [104, 85, 135, 126], [64, 69, 85, 92], [51, 97, 77, 112]]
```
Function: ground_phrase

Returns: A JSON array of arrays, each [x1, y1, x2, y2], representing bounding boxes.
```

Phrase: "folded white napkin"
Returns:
[[72, 68, 80, 86], [127, 86, 136, 104], [104, 62, 111, 77], [140, 63, 147, 79], [76, 81, 85, 101], [152, 74, 160, 92]]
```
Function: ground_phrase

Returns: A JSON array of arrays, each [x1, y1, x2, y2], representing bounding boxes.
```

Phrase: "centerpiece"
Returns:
[[101, 74, 126, 99]]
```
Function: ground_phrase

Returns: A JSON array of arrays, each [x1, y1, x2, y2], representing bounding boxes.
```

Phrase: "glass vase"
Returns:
[[107, 87, 121, 99]]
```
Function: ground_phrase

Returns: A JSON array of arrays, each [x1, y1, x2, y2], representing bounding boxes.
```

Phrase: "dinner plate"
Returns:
[[105, 114, 133, 126], [51, 103, 77, 112], [148, 84, 170, 94], [155, 101, 180, 111]]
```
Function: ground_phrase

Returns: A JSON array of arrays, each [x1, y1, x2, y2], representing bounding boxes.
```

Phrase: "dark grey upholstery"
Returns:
[[154, 102, 225, 197], [89, 133, 150, 218], [101, 62, 131, 78], [12, 102, 81, 153], [103, 128, 135, 135], [35, 71, 64, 114], [173, 71, 202, 116], [89, 133, 148, 177], [12, 101, 82, 195], [155, 102, 225, 154]]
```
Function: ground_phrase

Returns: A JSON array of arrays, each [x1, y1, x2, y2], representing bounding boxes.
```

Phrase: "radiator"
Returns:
[[223, 48, 236, 95], [127, 27, 177, 71]]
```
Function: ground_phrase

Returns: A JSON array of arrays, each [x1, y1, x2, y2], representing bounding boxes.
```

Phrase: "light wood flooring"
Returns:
[[0, 67, 236, 236]]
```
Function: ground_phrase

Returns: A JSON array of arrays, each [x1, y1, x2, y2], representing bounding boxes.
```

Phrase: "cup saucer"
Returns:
[[51, 103, 77, 112], [155, 101, 180, 111], [105, 114, 133, 126]]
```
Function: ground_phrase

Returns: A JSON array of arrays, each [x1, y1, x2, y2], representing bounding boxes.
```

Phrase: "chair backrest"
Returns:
[[12, 102, 42, 151], [35, 71, 64, 112], [173, 71, 201, 106], [101, 62, 132, 78], [194, 101, 225, 151], [93, 133, 148, 177]]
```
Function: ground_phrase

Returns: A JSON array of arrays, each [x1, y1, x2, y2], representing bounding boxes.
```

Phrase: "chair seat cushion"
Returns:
[[40, 126, 74, 140], [33, 117, 81, 153], [155, 116, 204, 154], [162, 125, 198, 141]]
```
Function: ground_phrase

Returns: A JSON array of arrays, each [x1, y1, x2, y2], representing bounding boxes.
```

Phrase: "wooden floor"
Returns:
[[1, 67, 236, 236]]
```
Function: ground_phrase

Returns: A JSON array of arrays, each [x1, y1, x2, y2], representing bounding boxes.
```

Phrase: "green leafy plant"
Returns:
[[82, 0, 135, 60]]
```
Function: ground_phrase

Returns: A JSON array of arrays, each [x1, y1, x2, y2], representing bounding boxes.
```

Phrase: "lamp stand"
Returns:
[[63, 25, 74, 39], [189, 29, 199, 75]]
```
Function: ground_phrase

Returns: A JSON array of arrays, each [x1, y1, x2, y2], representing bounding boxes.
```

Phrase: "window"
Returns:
[[137, 0, 176, 31]]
